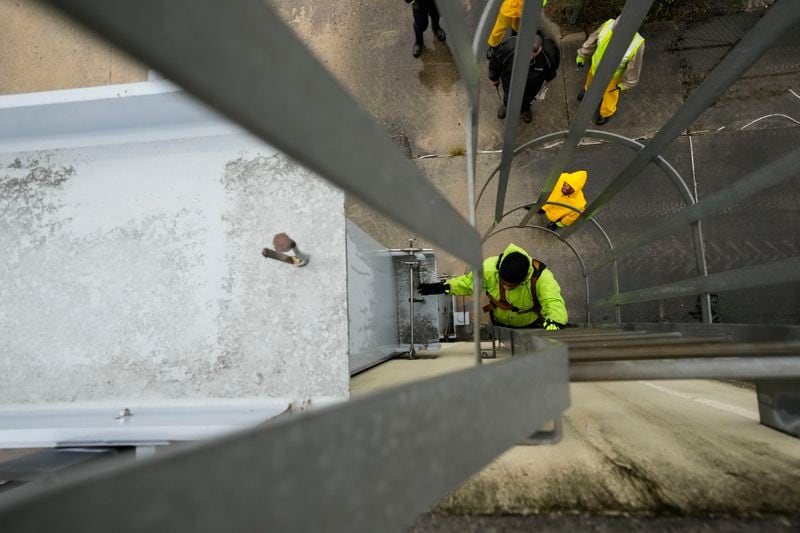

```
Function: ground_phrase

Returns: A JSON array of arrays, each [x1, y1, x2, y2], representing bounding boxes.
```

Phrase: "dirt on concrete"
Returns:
[[0, 0, 147, 95]]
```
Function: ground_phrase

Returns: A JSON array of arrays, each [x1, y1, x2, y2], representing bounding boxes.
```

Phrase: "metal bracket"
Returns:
[[519, 418, 563, 446]]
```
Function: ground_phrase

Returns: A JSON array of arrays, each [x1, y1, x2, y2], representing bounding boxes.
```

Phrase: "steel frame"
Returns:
[[0, 336, 569, 531], [2, 0, 800, 528]]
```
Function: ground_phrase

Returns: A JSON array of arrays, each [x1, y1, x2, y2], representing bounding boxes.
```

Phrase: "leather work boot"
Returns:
[[434, 27, 446, 42], [521, 108, 532, 123], [497, 104, 507, 119]]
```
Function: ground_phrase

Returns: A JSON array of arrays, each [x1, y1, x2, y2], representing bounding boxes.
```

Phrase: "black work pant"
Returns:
[[413, 0, 441, 44], [501, 76, 543, 112]]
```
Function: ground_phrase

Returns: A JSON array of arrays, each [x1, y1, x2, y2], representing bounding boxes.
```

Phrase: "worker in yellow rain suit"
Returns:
[[486, 0, 548, 60], [576, 18, 645, 125], [418, 243, 567, 330], [541, 170, 587, 230]]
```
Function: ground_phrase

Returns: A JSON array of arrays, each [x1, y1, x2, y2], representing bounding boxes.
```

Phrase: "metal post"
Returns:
[[494, 0, 542, 221]]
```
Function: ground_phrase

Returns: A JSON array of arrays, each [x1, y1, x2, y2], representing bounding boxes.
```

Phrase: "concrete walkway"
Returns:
[[353, 342, 800, 516]]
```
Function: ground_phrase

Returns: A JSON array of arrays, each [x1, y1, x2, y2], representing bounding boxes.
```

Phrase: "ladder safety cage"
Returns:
[[2, 0, 800, 530]]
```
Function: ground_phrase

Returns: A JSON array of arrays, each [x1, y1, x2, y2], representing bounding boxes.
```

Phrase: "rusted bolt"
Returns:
[[261, 233, 310, 267], [273, 233, 295, 252]]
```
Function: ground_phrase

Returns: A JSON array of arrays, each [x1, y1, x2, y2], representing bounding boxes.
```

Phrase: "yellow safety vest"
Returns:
[[590, 19, 645, 77]]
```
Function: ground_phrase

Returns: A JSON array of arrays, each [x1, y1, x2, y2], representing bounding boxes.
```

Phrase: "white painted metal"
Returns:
[[0, 82, 350, 444], [0, 400, 288, 448]]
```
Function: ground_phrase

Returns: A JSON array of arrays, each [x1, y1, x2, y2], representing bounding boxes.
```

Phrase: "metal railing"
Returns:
[[1, 0, 800, 530]]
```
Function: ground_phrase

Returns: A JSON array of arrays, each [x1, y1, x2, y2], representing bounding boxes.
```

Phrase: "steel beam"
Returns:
[[518, 0, 655, 227], [0, 343, 569, 532], [565, 337, 731, 351], [587, 146, 800, 273], [571, 356, 800, 381], [560, 0, 800, 239], [42, 0, 482, 266], [594, 256, 800, 307], [472, 0, 504, 59], [569, 341, 800, 362]]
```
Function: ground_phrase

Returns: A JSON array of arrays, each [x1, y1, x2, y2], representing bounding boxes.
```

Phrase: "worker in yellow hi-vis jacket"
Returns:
[[541, 170, 588, 230], [418, 243, 567, 330], [576, 18, 645, 125], [486, 0, 548, 60]]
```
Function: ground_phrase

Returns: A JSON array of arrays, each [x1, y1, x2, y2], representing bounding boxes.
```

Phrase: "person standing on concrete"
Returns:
[[541, 170, 587, 230], [418, 243, 568, 330], [404, 0, 446, 58], [576, 17, 645, 125], [489, 32, 560, 123], [486, 0, 549, 60]]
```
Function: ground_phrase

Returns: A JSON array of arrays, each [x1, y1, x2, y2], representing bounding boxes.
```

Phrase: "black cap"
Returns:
[[499, 252, 530, 285]]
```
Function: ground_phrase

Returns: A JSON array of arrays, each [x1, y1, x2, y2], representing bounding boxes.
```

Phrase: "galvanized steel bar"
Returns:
[[569, 341, 800, 361], [589, 219, 623, 323], [571, 356, 800, 381], [594, 256, 800, 307], [0, 344, 569, 532], [565, 337, 730, 350], [493, 0, 542, 221], [473, 0, 504, 58], [587, 146, 800, 274], [42, 0, 482, 265], [476, 131, 564, 211], [688, 136, 713, 323], [560, 0, 800, 239], [435, 0, 486, 364], [478, 130, 696, 214], [518, 0, 655, 227]]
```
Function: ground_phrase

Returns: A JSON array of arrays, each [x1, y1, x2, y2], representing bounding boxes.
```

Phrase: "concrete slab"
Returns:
[[355, 342, 800, 516], [675, 13, 800, 132], [0, 0, 147, 95]]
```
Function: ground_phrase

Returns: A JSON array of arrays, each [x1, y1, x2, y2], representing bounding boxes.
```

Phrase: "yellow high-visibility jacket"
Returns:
[[499, 0, 548, 19], [543, 170, 587, 226], [446, 243, 568, 327]]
